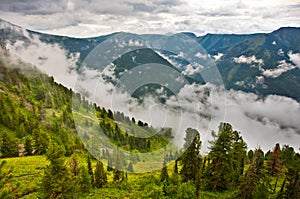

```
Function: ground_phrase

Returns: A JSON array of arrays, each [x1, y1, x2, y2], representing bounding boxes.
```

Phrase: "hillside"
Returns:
[[0, 19, 300, 199], [0, 51, 299, 198], [1, 18, 300, 101]]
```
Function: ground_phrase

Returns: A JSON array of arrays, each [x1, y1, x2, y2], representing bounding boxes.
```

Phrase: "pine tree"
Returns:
[[94, 161, 107, 188], [237, 149, 269, 199], [180, 128, 201, 183], [282, 152, 300, 198], [0, 131, 18, 158], [39, 141, 76, 198], [173, 160, 178, 175], [87, 155, 94, 185], [79, 166, 91, 193], [24, 137, 33, 156], [160, 157, 169, 182], [229, 130, 247, 188], [248, 150, 254, 162], [266, 143, 282, 192], [18, 123, 25, 138], [33, 129, 49, 155], [69, 154, 80, 177], [195, 164, 202, 197], [113, 149, 124, 182], [204, 123, 234, 191]]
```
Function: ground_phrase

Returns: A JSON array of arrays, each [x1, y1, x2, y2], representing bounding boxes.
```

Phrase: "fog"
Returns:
[[4, 30, 300, 153]]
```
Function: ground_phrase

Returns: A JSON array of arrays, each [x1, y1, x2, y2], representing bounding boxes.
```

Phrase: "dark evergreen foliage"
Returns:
[[94, 161, 107, 188]]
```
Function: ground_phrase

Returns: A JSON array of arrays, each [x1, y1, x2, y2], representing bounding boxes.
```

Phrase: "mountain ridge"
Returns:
[[1, 18, 300, 101]]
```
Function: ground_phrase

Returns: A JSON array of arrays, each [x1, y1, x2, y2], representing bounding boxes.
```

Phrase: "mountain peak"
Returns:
[[272, 27, 300, 34]]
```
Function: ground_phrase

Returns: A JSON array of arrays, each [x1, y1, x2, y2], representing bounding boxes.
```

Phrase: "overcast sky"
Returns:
[[0, 0, 300, 37]]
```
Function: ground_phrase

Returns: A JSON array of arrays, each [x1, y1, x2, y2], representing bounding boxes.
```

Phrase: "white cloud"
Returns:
[[195, 52, 208, 59], [213, 53, 224, 61], [0, 0, 300, 37], [289, 51, 300, 67], [262, 60, 295, 78], [255, 76, 264, 84], [261, 52, 300, 78], [272, 41, 276, 45], [278, 48, 284, 56], [233, 55, 264, 66], [4, 28, 79, 89], [181, 63, 203, 75]]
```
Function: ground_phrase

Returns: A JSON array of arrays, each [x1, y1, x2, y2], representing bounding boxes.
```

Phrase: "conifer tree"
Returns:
[[195, 164, 202, 197], [267, 143, 282, 192], [281, 152, 300, 198], [69, 154, 80, 177], [40, 142, 76, 198], [24, 137, 33, 156], [33, 129, 49, 155], [160, 157, 169, 182], [87, 154, 94, 185], [248, 149, 254, 162], [78, 166, 91, 193], [0, 132, 18, 158], [229, 130, 247, 187], [94, 161, 107, 188], [173, 160, 178, 175], [237, 149, 269, 199], [180, 128, 201, 182], [204, 123, 233, 191], [113, 149, 124, 182]]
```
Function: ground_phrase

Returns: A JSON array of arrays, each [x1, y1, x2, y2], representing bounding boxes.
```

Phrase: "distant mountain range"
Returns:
[[1, 18, 299, 101]]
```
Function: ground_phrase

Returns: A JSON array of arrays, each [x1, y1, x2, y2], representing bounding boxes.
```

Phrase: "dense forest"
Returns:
[[0, 47, 299, 199]]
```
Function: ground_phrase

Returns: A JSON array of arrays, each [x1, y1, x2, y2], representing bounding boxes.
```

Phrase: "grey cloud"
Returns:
[[129, 3, 156, 12], [0, 0, 67, 15]]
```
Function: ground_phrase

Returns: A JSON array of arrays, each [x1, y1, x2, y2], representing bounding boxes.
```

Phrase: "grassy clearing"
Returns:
[[1, 156, 48, 198], [1, 155, 241, 199]]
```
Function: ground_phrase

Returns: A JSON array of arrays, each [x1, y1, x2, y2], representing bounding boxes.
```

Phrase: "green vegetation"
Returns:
[[0, 48, 299, 198]]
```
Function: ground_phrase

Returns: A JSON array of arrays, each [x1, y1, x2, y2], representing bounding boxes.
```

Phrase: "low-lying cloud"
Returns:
[[4, 27, 79, 89], [75, 63, 300, 152], [233, 53, 300, 78], [233, 55, 264, 66], [3, 28, 300, 153]]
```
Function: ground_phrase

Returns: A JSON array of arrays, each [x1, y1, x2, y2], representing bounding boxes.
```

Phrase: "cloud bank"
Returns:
[[0, 0, 300, 37], [3, 28, 300, 153]]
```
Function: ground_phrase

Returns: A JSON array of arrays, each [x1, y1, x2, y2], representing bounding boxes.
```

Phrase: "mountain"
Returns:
[[1, 18, 300, 101], [210, 27, 300, 100], [0, 45, 173, 160]]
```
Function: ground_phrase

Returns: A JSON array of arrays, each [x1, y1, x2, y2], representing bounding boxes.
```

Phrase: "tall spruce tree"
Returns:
[[237, 149, 270, 199], [180, 128, 201, 182], [0, 131, 18, 158], [94, 161, 107, 188], [113, 149, 124, 182], [78, 166, 91, 193], [39, 141, 76, 199], [160, 156, 169, 182], [267, 143, 282, 192], [229, 130, 247, 188], [204, 123, 236, 191], [87, 154, 94, 185], [280, 151, 300, 198]]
